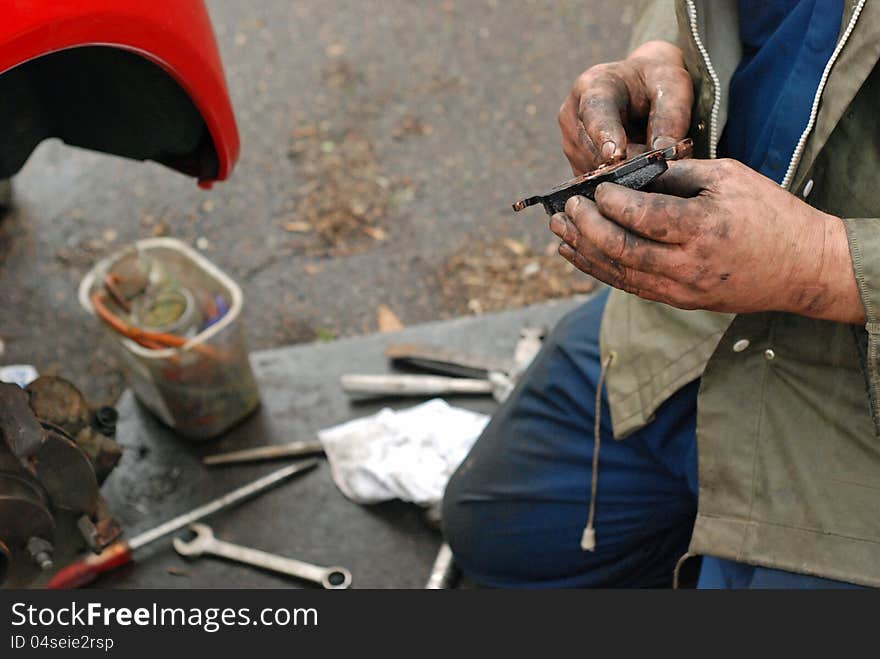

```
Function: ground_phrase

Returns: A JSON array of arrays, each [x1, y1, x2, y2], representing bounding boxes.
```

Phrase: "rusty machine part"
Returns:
[[513, 138, 693, 215], [0, 376, 122, 587]]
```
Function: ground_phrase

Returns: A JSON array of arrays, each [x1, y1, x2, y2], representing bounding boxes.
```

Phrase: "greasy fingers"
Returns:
[[648, 159, 716, 197], [558, 47, 691, 174], [643, 63, 693, 148], [593, 182, 695, 243], [576, 69, 631, 164], [559, 96, 595, 176], [562, 195, 678, 274], [557, 243, 677, 303]]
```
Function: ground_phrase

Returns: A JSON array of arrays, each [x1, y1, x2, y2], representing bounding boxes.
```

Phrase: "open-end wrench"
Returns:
[[173, 523, 352, 589]]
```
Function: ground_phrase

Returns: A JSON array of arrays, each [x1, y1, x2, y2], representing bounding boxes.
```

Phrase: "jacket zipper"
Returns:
[[686, 0, 866, 182], [685, 0, 722, 158], [780, 0, 866, 189]]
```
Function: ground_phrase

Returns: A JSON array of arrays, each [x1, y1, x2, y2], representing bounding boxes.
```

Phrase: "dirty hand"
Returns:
[[559, 40, 692, 175], [549, 158, 865, 324]]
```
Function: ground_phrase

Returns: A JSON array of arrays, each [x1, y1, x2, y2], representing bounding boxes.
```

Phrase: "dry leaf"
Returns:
[[502, 238, 528, 256], [292, 124, 319, 139], [284, 220, 313, 233], [325, 43, 347, 57], [377, 304, 404, 332], [362, 225, 387, 241]]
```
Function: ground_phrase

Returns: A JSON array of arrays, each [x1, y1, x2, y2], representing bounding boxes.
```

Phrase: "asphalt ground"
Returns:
[[0, 0, 637, 404]]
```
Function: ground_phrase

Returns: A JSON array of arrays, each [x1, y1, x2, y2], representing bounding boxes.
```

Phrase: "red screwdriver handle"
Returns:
[[46, 542, 133, 589]]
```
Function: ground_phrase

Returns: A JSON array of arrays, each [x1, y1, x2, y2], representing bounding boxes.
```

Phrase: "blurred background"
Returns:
[[0, 0, 638, 403]]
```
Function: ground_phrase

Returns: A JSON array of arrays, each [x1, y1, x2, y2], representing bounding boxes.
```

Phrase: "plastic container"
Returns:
[[79, 238, 261, 440]]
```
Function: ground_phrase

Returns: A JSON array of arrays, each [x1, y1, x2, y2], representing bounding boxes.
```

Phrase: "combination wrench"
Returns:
[[173, 523, 352, 589]]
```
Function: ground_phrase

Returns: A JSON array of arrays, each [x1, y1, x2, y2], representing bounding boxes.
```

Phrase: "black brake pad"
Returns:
[[513, 138, 693, 216]]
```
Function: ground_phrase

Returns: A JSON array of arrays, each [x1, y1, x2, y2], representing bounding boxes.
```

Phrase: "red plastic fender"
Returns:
[[0, 0, 239, 186]]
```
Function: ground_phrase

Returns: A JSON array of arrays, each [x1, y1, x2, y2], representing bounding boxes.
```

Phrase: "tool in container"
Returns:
[[174, 523, 352, 589], [46, 459, 319, 589], [512, 138, 693, 215], [203, 439, 325, 467]]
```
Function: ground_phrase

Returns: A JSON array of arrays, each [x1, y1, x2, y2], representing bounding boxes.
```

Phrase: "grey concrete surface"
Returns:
[[0, 0, 638, 403], [94, 297, 584, 588]]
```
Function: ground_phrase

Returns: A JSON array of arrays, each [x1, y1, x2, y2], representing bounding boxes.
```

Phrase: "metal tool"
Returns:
[[46, 459, 319, 588], [174, 523, 352, 590], [203, 439, 324, 466], [385, 343, 512, 380], [341, 374, 495, 397], [341, 325, 547, 403]]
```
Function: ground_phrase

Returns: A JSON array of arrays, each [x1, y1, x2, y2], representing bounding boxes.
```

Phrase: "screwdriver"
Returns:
[[46, 459, 319, 589], [203, 439, 324, 466]]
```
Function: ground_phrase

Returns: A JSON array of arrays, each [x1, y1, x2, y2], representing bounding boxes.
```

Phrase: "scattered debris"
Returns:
[[282, 220, 313, 233], [322, 59, 362, 88], [152, 220, 171, 237], [286, 125, 406, 256], [440, 237, 596, 315], [362, 226, 387, 241], [377, 304, 404, 332], [391, 114, 434, 140], [325, 43, 347, 58], [501, 237, 527, 256]]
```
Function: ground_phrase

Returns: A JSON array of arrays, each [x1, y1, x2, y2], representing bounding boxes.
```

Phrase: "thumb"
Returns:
[[649, 159, 715, 198]]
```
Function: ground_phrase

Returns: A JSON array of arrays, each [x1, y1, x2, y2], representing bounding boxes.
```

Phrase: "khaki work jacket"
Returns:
[[602, 0, 880, 585]]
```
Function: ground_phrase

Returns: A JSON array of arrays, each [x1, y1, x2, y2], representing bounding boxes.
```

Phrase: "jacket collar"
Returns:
[[791, 0, 880, 192], [686, 0, 880, 191]]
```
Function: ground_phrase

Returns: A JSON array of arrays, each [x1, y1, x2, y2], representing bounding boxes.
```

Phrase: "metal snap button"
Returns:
[[764, 348, 776, 361], [803, 179, 814, 198], [732, 339, 750, 352]]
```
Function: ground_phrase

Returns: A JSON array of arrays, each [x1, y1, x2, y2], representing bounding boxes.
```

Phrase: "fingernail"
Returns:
[[652, 136, 675, 149], [601, 141, 616, 161], [549, 214, 565, 236], [564, 195, 581, 215]]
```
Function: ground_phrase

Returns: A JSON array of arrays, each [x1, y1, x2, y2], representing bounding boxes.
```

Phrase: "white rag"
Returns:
[[317, 399, 489, 506]]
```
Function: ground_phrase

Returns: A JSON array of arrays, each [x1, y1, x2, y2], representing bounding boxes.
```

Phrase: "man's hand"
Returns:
[[559, 41, 693, 175], [549, 158, 865, 324]]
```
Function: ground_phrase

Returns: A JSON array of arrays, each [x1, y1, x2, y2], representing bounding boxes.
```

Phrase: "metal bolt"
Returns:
[[26, 537, 54, 571]]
